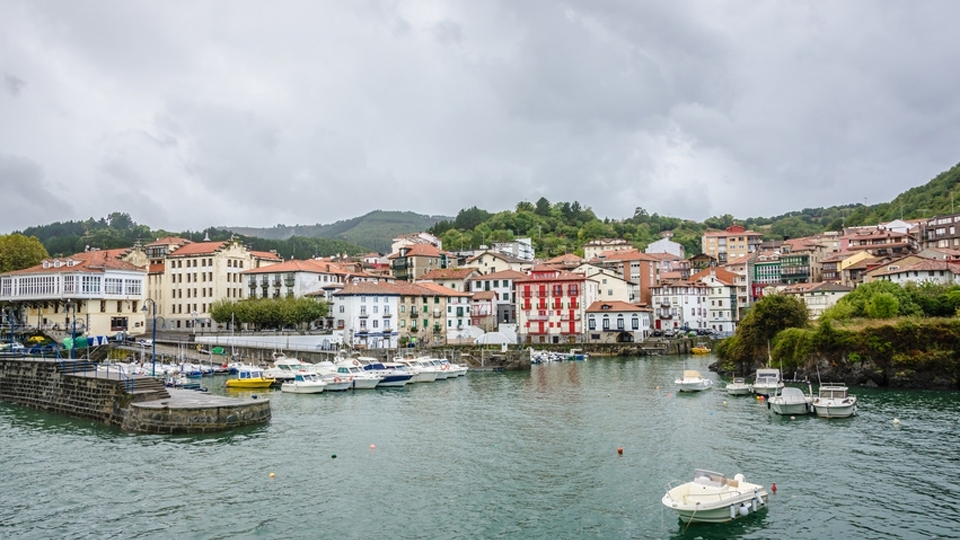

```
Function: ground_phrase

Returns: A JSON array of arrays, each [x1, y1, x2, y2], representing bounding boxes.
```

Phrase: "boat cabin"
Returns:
[[817, 383, 849, 399], [238, 368, 265, 379]]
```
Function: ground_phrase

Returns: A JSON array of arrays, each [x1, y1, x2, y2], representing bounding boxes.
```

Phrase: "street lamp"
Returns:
[[141, 299, 157, 376], [65, 299, 77, 360]]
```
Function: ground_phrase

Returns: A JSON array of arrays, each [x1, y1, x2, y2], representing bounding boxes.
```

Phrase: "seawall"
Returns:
[[0, 357, 270, 433]]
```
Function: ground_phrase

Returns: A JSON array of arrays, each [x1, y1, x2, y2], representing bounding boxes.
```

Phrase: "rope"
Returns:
[[683, 503, 700, 533]]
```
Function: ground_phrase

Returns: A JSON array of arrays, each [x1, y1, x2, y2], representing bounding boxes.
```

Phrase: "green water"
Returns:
[[1, 355, 958, 539]]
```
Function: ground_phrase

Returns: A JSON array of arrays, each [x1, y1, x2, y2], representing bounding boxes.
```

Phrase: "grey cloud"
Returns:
[[4, 74, 25, 96], [0, 155, 72, 226]]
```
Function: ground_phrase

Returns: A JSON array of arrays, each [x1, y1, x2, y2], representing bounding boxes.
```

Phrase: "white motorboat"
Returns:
[[281, 372, 327, 394], [393, 357, 439, 383], [662, 469, 769, 524], [768, 385, 813, 415], [355, 357, 413, 387], [421, 357, 453, 380], [263, 353, 315, 382], [725, 377, 753, 396], [437, 357, 468, 377], [752, 368, 784, 396], [812, 383, 857, 418], [675, 370, 713, 392], [333, 362, 382, 389]]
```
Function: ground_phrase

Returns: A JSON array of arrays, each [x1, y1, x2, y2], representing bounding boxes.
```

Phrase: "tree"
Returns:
[[831, 280, 922, 319], [0, 234, 50, 272], [865, 292, 899, 319], [535, 197, 551, 216], [716, 294, 809, 371]]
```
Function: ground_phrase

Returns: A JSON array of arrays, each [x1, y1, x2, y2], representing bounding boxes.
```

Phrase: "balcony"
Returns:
[[526, 313, 549, 321], [410, 312, 419, 318], [560, 314, 581, 321]]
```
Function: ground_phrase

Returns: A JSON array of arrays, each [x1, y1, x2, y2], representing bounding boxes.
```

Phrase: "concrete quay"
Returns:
[[0, 356, 270, 434]]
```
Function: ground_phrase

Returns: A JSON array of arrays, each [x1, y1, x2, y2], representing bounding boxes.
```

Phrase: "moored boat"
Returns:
[[725, 377, 753, 395], [812, 383, 857, 418], [768, 384, 813, 415], [691, 345, 711, 355], [675, 370, 713, 392], [752, 368, 784, 396], [662, 469, 769, 523], [281, 372, 327, 394], [225, 366, 275, 389]]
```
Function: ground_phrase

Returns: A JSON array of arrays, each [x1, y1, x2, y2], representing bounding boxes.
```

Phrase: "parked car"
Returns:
[[0, 340, 25, 351]]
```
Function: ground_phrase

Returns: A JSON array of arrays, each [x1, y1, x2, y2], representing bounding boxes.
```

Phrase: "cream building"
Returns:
[[146, 237, 281, 331], [0, 249, 147, 339]]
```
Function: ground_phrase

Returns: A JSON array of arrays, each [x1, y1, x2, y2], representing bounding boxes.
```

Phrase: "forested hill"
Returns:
[[16, 213, 369, 260], [224, 210, 449, 253]]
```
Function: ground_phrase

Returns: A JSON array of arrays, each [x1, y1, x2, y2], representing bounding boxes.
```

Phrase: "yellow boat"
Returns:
[[691, 345, 711, 355], [225, 366, 275, 389]]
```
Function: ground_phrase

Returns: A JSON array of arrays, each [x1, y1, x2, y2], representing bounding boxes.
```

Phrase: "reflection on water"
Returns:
[[1, 355, 958, 539]]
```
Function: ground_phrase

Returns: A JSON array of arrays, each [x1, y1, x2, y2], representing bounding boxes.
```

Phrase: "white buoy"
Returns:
[[739, 503, 749, 516], [893, 418, 900, 425]]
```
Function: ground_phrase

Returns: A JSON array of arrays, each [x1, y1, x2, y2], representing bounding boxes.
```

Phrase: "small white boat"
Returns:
[[393, 357, 439, 383], [675, 370, 713, 392], [725, 377, 753, 396], [752, 368, 784, 396], [662, 469, 769, 524], [281, 372, 327, 394], [812, 383, 857, 418], [264, 353, 316, 382], [768, 385, 813, 415]]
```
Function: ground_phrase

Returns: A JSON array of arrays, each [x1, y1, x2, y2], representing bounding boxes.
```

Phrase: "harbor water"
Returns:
[[1, 354, 958, 539]]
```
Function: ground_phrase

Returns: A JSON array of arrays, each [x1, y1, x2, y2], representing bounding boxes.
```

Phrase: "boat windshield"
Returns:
[[693, 469, 728, 487]]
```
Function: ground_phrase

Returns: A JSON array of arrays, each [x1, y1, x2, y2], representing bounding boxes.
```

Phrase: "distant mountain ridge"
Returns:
[[224, 210, 450, 253]]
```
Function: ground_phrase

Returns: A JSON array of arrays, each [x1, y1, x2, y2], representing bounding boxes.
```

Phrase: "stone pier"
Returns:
[[0, 357, 270, 434]]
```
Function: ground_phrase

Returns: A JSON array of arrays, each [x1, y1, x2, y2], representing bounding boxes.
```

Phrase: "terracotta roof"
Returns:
[[251, 250, 283, 261], [415, 281, 473, 297], [689, 267, 738, 285], [516, 267, 591, 283], [419, 268, 479, 280], [782, 281, 855, 294], [4, 250, 146, 276], [593, 248, 659, 262], [149, 263, 165, 274], [471, 290, 497, 300], [168, 241, 227, 257], [544, 253, 583, 264], [388, 243, 446, 259], [466, 251, 526, 264], [872, 259, 960, 277], [146, 236, 190, 246], [241, 259, 355, 275], [585, 300, 651, 313], [644, 252, 682, 261], [467, 269, 527, 281]]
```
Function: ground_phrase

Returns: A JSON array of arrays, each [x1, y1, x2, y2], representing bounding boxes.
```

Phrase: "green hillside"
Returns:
[[225, 210, 449, 253]]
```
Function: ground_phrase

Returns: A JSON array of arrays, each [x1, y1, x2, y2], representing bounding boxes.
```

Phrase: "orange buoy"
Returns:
[[771, 483, 777, 493], [617, 447, 623, 455], [758, 395, 765, 401], [370, 444, 376, 450]]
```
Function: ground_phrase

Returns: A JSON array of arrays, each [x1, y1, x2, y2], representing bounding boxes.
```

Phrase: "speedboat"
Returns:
[[311, 360, 354, 391], [333, 362, 383, 389], [662, 469, 769, 523], [281, 372, 327, 394], [725, 377, 753, 396], [768, 384, 813, 415], [752, 368, 784, 396], [437, 357, 468, 376], [225, 366, 275, 389], [812, 383, 857, 418], [393, 357, 439, 383], [675, 370, 713, 392], [355, 357, 413, 387], [264, 354, 316, 382], [691, 345, 711, 355]]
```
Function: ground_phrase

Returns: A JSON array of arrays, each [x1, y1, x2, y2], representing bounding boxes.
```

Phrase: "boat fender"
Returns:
[[730, 504, 737, 519], [752, 497, 758, 512], [334, 376, 342, 383], [739, 503, 749, 517]]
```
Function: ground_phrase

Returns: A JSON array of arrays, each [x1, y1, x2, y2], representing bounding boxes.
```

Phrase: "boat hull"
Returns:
[[813, 399, 857, 418], [725, 384, 752, 395], [676, 380, 713, 392], [770, 402, 810, 415], [225, 378, 274, 389], [280, 382, 326, 394]]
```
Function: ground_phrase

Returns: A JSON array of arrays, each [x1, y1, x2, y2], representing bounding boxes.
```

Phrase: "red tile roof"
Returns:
[[419, 268, 479, 280], [468, 269, 528, 281], [585, 300, 651, 313], [5, 250, 145, 275], [168, 241, 227, 257]]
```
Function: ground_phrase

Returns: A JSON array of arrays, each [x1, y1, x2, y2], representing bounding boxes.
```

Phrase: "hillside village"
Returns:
[[3, 213, 960, 350]]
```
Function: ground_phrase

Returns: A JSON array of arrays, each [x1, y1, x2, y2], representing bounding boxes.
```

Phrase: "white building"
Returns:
[[872, 259, 960, 287], [1, 249, 147, 338], [330, 282, 400, 349], [243, 259, 383, 300], [585, 301, 652, 343], [492, 237, 535, 261], [645, 238, 685, 258], [649, 281, 709, 332], [466, 269, 527, 326]]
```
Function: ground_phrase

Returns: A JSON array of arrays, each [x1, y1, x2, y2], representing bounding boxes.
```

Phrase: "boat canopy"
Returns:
[[683, 370, 702, 378], [693, 469, 729, 488]]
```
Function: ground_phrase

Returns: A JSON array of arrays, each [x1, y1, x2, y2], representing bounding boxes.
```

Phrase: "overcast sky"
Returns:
[[2, 1, 959, 234]]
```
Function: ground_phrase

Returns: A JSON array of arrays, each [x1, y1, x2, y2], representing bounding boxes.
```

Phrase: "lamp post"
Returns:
[[66, 299, 77, 360], [141, 299, 157, 376]]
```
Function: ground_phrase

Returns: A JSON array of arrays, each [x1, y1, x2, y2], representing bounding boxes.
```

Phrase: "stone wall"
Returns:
[[0, 358, 270, 433], [122, 400, 271, 434]]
